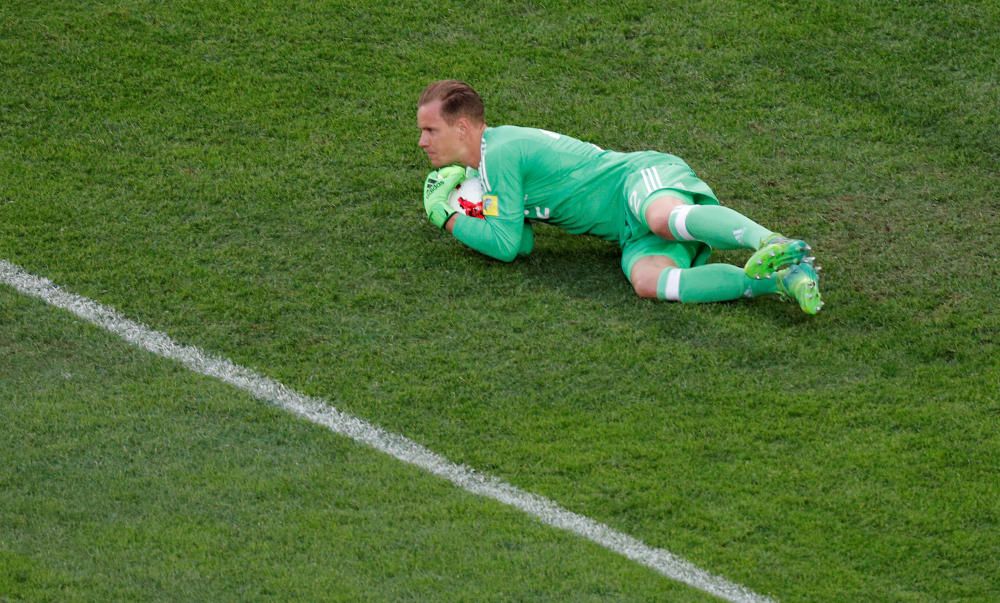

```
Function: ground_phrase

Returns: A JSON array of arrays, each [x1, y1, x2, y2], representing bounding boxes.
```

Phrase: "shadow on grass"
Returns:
[[467, 227, 802, 326]]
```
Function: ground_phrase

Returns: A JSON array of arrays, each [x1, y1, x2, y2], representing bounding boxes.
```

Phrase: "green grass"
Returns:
[[2, 1, 998, 601], [0, 287, 699, 601]]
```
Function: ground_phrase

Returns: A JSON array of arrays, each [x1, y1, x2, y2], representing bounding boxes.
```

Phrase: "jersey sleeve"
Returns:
[[451, 136, 529, 262]]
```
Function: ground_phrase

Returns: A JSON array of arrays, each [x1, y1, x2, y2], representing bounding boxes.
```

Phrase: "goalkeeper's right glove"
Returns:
[[423, 165, 466, 229]]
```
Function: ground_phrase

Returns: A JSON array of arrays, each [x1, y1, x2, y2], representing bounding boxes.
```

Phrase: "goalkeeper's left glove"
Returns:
[[423, 165, 465, 229]]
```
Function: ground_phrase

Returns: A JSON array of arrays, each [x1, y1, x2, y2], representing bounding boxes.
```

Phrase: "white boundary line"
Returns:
[[1, 259, 774, 603]]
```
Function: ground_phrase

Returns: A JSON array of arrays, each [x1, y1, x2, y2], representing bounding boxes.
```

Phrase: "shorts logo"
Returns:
[[482, 194, 499, 217], [641, 167, 664, 195], [629, 190, 641, 216]]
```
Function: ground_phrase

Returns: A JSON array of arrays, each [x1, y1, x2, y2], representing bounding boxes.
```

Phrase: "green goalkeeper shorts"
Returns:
[[619, 162, 721, 278]]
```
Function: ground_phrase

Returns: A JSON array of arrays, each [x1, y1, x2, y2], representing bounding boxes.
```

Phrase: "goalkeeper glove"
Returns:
[[423, 165, 465, 229]]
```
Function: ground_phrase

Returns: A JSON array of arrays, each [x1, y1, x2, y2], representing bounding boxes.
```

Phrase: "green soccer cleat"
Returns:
[[745, 234, 813, 279], [776, 263, 824, 314]]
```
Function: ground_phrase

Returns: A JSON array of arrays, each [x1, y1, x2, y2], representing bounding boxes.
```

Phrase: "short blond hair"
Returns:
[[418, 80, 485, 124]]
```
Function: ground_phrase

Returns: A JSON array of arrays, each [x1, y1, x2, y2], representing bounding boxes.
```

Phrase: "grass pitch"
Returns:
[[2, 1, 998, 601]]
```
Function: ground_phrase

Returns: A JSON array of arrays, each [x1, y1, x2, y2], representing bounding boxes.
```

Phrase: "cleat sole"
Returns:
[[745, 235, 813, 279], [776, 263, 824, 315]]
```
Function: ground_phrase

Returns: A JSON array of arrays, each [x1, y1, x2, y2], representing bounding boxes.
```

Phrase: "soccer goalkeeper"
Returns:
[[418, 80, 823, 314]]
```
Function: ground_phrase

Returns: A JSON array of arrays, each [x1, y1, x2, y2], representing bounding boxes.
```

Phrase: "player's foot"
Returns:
[[745, 234, 813, 279], [776, 263, 824, 315]]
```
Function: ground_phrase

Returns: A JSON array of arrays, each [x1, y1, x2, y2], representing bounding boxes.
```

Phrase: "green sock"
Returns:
[[657, 264, 777, 303], [668, 204, 773, 250]]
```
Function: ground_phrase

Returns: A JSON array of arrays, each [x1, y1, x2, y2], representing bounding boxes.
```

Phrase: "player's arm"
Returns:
[[447, 217, 533, 256], [449, 142, 532, 262], [450, 216, 522, 262], [450, 181, 527, 261], [423, 165, 530, 261]]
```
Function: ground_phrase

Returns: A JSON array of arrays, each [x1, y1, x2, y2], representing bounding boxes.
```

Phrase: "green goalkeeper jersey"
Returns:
[[452, 125, 693, 261]]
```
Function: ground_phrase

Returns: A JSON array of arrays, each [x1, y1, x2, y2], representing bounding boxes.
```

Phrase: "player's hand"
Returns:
[[423, 165, 465, 229]]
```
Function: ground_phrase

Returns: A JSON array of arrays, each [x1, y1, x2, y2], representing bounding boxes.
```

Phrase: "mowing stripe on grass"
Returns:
[[0, 259, 773, 603]]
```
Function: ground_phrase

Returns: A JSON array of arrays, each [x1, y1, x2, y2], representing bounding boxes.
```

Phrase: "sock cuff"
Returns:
[[667, 204, 697, 241], [657, 268, 682, 301]]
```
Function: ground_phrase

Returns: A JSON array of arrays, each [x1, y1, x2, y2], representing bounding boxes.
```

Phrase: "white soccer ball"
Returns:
[[448, 177, 486, 219]]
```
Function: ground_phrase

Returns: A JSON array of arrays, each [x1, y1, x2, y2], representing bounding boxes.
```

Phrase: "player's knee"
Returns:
[[644, 195, 687, 240], [629, 257, 679, 300], [630, 270, 660, 299]]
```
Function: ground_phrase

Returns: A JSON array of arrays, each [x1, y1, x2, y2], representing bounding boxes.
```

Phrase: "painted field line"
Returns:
[[0, 259, 773, 603]]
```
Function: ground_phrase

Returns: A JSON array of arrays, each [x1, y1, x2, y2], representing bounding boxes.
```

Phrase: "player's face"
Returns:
[[417, 100, 465, 167]]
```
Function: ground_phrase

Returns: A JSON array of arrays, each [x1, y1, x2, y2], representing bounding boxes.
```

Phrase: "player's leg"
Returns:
[[744, 234, 815, 280], [644, 192, 774, 251], [627, 252, 823, 313], [623, 234, 779, 302], [628, 254, 779, 302], [775, 262, 824, 314], [637, 179, 814, 278], [622, 165, 821, 311]]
